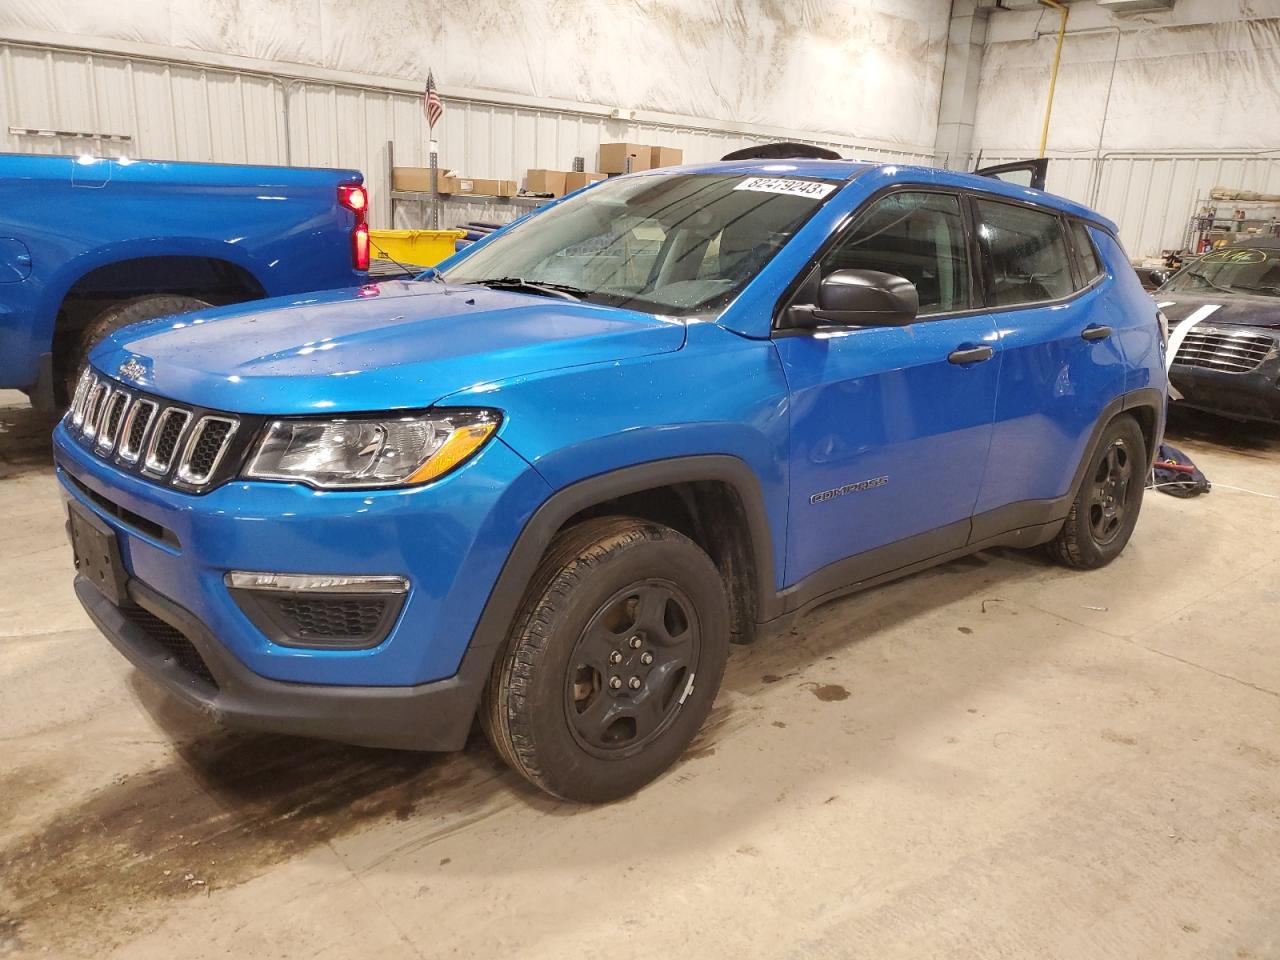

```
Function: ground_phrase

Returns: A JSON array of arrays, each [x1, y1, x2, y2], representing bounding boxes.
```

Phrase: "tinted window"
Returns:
[[818, 192, 970, 315], [1069, 220, 1104, 284], [975, 199, 1074, 306]]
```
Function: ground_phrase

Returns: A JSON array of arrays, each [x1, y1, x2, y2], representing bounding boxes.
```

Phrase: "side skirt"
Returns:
[[758, 503, 1066, 639]]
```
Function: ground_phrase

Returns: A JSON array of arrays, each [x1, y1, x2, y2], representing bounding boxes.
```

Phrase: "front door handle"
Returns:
[[948, 344, 994, 365], [1081, 324, 1113, 341]]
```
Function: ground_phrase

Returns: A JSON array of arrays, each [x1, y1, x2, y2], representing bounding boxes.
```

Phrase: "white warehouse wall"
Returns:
[[0, 0, 953, 227], [971, 0, 1280, 257]]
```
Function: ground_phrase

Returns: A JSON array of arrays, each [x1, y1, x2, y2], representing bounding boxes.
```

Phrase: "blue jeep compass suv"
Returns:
[[55, 160, 1167, 801]]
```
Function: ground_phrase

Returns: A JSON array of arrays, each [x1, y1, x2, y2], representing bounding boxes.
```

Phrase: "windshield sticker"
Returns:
[[734, 177, 836, 199], [1202, 248, 1268, 264]]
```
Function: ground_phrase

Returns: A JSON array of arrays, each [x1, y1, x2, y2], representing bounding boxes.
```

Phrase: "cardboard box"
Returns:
[[526, 169, 569, 197], [438, 176, 517, 197], [565, 171, 607, 192], [649, 146, 683, 169], [599, 142, 651, 174], [392, 166, 436, 192]]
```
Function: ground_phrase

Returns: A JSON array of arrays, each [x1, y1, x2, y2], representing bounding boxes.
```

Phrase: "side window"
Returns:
[[1069, 220, 1104, 285], [817, 192, 970, 316], [974, 199, 1074, 307]]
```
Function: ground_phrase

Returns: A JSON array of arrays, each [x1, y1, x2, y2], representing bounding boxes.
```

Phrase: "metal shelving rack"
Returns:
[[385, 141, 553, 230], [1184, 196, 1280, 252]]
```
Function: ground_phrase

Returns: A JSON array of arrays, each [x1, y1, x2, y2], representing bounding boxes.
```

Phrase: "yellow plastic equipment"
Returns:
[[368, 229, 467, 267]]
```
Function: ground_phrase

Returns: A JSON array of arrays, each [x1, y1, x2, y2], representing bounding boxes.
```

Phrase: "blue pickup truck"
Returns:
[[0, 153, 369, 407], [55, 160, 1166, 802]]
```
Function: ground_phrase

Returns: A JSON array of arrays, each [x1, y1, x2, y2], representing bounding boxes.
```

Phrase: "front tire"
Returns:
[[1048, 414, 1147, 569], [483, 517, 730, 803]]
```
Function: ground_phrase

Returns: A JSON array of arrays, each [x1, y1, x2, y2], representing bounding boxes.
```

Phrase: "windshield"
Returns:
[[1164, 246, 1280, 298], [440, 173, 838, 315]]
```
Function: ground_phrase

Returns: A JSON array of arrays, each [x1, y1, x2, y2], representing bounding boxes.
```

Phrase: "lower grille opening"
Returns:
[[274, 595, 389, 641], [120, 605, 219, 689], [230, 588, 404, 649], [61, 471, 179, 547]]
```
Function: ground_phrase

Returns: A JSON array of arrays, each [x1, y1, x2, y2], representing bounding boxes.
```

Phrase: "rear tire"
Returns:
[[65, 294, 209, 395], [482, 517, 730, 803], [1048, 414, 1147, 569]]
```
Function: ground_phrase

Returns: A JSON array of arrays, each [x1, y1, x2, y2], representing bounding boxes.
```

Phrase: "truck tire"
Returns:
[[1047, 414, 1147, 570], [483, 517, 730, 803], [66, 294, 209, 394]]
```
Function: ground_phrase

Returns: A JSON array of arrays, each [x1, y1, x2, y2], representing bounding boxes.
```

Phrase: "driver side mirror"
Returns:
[[1148, 269, 1171, 288], [789, 268, 919, 329]]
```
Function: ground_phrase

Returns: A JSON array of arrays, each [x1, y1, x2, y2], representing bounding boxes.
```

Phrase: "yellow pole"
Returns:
[[1039, 0, 1070, 158]]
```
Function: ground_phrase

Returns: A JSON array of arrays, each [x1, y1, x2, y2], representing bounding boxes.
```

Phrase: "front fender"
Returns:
[[440, 322, 792, 597]]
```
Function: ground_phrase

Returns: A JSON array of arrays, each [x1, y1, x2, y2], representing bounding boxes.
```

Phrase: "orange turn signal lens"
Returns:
[[406, 420, 499, 484]]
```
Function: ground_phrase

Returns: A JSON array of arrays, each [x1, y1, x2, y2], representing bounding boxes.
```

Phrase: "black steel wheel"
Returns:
[[482, 517, 729, 803], [1087, 437, 1134, 546], [565, 580, 701, 759], [1048, 414, 1147, 569]]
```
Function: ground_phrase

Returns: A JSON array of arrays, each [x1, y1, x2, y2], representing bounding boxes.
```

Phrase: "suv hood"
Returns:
[[91, 281, 687, 414], [1158, 292, 1280, 330]]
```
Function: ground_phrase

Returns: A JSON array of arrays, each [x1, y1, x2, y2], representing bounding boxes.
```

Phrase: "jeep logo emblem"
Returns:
[[117, 357, 147, 382]]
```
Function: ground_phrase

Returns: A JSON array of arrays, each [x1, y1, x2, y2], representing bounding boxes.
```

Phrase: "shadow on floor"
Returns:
[[1164, 405, 1280, 457]]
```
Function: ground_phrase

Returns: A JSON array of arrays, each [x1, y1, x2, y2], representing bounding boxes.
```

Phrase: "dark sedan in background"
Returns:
[[1156, 240, 1280, 423]]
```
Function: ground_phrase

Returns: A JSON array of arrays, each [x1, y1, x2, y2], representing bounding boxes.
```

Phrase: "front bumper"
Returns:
[[55, 418, 552, 749], [75, 575, 492, 750], [1169, 356, 1280, 423]]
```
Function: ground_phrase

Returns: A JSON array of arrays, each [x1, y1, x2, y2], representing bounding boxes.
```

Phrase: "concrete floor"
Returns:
[[2, 389, 1278, 960]]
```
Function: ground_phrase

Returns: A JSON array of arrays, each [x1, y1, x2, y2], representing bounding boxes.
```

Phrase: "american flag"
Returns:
[[424, 70, 443, 130]]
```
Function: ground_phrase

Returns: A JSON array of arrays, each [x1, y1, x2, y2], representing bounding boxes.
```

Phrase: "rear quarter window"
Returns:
[[1069, 220, 1105, 285]]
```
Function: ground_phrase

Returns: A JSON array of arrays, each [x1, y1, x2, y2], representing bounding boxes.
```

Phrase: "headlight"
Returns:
[[243, 409, 500, 489]]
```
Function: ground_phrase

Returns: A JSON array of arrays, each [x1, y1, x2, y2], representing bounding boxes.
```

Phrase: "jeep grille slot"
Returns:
[[176, 417, 237, 485], [145, 408, 192, 475], [119, 399, 158, 463], [81, 382, 107, 440], [96, 391, 130, 453], [63, 370, 242, 491]]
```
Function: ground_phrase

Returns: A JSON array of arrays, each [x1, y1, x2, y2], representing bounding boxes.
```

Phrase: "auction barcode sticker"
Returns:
[[734, 176, 836, 199]]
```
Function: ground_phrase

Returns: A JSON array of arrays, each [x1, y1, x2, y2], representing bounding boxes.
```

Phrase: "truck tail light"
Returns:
[[352, 222, 370, 272], [338, 184, 370, 271], [338, 184, 368, 215]]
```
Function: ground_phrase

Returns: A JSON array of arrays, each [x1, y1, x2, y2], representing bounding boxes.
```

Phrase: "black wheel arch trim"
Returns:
[[467, 455, 781, 656]]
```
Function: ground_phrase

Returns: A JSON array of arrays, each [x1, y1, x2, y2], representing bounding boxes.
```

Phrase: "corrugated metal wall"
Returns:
[[971, 151, 1280, 259], [1, 37, 937, 230]]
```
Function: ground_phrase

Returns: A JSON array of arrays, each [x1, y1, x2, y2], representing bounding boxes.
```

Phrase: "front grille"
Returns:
[[119, 605, 218, 689], [273, 595, 390, 641], [64, 369, 244, 492], [1173, 328, 1277, 374]]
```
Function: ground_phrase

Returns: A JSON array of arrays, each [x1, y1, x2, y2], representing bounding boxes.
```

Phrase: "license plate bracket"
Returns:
[[68, 500, 130, 607]]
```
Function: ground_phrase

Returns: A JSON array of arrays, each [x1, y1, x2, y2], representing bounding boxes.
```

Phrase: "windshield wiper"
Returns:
[[1232, 283, 1280, 296], [467, 277, 586, 301], [1184, 270, 1235, 294]]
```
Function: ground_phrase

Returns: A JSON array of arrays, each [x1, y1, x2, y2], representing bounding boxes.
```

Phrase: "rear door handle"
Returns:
[[1081, 324, 1112, 341], [948, 344, 994, 365]]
